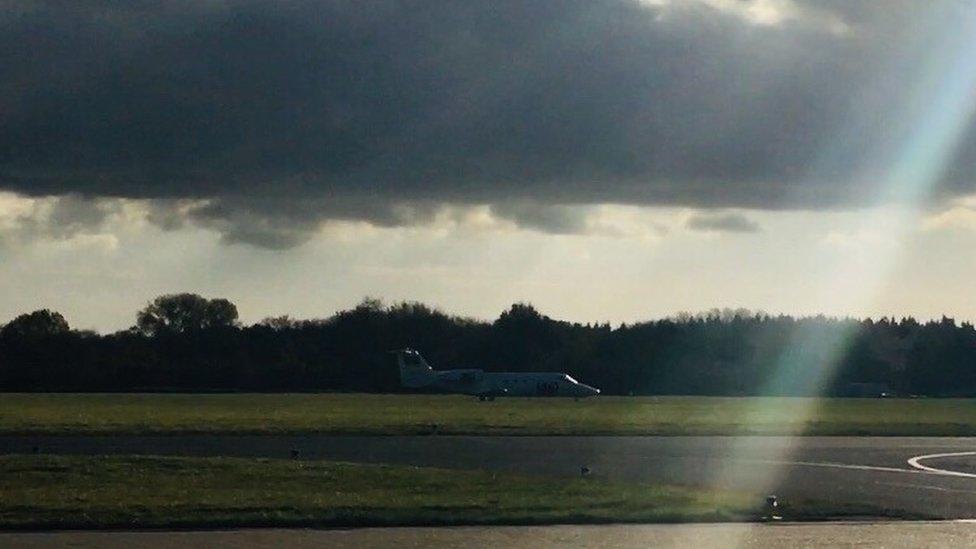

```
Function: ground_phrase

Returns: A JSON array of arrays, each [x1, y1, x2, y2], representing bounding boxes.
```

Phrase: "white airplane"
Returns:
[[395, 349, 600, 400]]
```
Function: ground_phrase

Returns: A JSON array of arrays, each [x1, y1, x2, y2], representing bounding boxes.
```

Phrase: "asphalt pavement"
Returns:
[[5, 435, 976, 518]]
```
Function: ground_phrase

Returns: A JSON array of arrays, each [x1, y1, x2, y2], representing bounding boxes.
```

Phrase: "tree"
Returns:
[[136, 293, 239, 336], [0, 309, 70, 339], [257, 315, 298, 331]]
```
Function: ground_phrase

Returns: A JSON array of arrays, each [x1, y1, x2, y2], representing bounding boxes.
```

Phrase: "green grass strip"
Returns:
[[2, 393, 976, 436], [0, 455, 911, 529]]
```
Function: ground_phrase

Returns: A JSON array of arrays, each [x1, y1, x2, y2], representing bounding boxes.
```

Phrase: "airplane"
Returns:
[[394, 348, 600, 400]]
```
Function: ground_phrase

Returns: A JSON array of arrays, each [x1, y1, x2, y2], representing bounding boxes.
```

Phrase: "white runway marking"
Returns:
[[751, 459, 922, 475], [907, 451, 976, 478]]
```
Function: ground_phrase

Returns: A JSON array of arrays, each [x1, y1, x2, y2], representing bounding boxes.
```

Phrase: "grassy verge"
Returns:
[[0, 455, 907, 529], [2, 393, 976, 436]]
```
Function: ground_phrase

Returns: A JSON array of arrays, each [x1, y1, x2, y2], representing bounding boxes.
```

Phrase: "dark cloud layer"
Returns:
[[2, 1, 975, 246]]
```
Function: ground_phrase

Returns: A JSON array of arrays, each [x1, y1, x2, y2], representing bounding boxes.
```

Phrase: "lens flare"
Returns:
[[702, 6, 976, 547]]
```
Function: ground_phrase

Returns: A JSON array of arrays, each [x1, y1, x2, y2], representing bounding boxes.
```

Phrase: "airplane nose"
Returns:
[[580, 384, 599, 396]]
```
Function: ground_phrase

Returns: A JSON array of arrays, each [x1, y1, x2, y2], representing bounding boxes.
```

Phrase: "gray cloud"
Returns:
[[2, 1, 975, 247], [184, 195, 447, 247], [490, 202, 591, 235], [686, 212, 761, 233], [0, 194, 117, 247], [43, 195, 114, 239], [144, 200, 190, 232]]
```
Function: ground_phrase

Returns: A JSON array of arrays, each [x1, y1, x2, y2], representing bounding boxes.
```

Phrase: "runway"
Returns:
[[4, 435, 976, 518]]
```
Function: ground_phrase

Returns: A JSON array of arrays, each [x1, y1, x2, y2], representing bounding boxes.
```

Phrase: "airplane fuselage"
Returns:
[[396, 349, 600, 398], [429, 369, 599, 398]]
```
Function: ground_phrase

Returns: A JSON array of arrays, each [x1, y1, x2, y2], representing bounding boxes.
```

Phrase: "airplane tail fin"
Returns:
[[393, 349, 435, 388]]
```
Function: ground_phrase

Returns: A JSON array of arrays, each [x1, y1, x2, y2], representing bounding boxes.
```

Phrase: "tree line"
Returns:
[[1, 294, 975, 396]]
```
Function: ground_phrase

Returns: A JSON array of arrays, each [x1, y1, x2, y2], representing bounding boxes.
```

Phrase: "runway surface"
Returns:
[[4, 435, 976, 518]]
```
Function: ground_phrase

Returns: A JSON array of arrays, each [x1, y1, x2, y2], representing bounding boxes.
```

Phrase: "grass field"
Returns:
[[0, 455, 902, 529], [2, 393, 976, 436]]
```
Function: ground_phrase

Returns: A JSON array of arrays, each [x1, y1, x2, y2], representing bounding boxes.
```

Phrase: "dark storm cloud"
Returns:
[[686, 211, 761, 233], [1, 1, 974, 246]]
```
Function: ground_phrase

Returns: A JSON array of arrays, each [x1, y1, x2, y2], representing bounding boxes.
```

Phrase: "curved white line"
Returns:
[[907, 451, 976, 478]]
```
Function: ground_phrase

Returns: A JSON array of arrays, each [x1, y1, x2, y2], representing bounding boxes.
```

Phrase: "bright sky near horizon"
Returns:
[[4, 1, 976, 332], [5, 193, 976, 332]]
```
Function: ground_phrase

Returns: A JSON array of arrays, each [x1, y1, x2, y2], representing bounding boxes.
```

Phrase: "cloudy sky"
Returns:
[[3, 0, 976, 332]]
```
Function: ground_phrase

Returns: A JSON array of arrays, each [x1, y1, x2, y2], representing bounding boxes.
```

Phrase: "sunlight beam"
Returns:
[[708, 6, 976, 546]]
